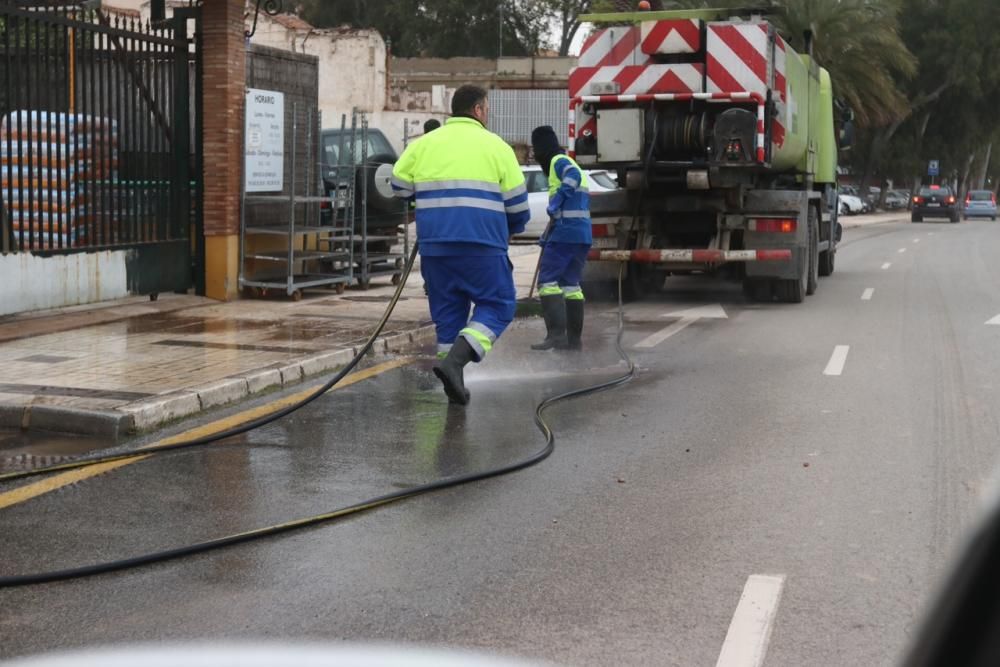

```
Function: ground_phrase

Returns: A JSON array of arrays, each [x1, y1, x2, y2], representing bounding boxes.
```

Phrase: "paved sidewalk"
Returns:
[[0, 247, 545, 440], [840, 210, 909, 229]]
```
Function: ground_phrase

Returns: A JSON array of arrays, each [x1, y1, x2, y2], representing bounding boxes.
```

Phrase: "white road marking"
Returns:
[[913, 238, 921, 243], [898, 248, 907, 254], [823, 345, 850, 376], [881, 262, 892, 270], [715, 574, 787, 667], [986, 314, 1000, 325], [634, 304, 728, 349], [635, 318, 699, 348], [861, 288, 874, 301]]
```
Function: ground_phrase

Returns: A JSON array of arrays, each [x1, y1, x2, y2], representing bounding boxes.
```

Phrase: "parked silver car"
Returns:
[[514, 166, 618, 240]]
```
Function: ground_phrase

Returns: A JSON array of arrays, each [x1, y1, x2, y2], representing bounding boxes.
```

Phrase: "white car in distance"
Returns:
[[838, 193, 865, 215], [513, 165, 618, 240]]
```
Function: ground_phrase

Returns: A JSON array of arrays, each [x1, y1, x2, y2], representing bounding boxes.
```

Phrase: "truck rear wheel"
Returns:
[[775, 241, 808, 304]]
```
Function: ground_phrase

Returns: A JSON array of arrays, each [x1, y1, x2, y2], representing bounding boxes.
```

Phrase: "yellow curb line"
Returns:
[[0, 357, 416, 511]]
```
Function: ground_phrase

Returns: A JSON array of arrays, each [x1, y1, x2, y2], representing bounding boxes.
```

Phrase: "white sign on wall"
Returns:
[[245, 88, 285, 192]]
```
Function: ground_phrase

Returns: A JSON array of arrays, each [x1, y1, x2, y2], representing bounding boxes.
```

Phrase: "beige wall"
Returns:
[[252, 17, 387, 134]]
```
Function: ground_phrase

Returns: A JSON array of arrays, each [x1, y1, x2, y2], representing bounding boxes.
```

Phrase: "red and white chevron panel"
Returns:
[[568, 64, 704, 98], [640, 19, 702, 55], [578, 26, 649, 68], [706, 22, 772, 96]]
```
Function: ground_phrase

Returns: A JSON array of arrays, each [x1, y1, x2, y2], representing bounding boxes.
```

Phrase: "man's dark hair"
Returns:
[[451, 85, 488, 117], [423, 119, 441, 133]]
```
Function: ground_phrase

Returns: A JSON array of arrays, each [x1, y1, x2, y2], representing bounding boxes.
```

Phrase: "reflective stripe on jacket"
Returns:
[[547, 154, 592, 246], [391, 117, 530, 255]]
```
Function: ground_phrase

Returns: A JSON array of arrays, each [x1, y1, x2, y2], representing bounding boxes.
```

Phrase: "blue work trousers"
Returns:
[[537, 242, 590, 299], [421, 254, 516, 360]]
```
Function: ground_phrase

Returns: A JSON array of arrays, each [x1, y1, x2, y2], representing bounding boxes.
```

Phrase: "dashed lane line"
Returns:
[[715, 574, 787, 667], [823, 345, 850, 376], [862, 288, 874, 301]]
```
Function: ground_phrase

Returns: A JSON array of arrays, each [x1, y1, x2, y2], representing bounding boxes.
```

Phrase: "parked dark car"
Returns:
[[911, 185, 960, 223], [320, 128, 403, 227], [963, 189, 997, 221]]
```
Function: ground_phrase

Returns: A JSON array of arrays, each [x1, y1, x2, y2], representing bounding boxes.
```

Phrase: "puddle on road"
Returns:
[[0, 428, 108, 468]]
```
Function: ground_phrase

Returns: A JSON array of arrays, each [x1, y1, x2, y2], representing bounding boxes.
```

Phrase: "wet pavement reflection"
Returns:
[[0, 321, 631, 583]]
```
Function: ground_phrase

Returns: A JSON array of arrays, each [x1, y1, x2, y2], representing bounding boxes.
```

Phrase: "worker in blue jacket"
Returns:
[[392, 85, 530, 405], [530, 125, 592, 351]]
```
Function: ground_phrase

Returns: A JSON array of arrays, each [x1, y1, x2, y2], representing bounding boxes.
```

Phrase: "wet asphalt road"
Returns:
[[4, 219, 1000, 666]]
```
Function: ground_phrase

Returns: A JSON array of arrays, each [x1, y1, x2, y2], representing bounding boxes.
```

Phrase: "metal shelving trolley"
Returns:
[[240, 102, 354, 300], [350, 113, 410, 289]]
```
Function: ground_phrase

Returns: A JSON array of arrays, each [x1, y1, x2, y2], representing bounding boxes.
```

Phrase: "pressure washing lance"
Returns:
[[0, 239, 634, 588]]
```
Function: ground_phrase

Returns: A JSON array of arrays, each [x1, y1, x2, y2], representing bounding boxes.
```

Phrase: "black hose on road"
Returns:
[[0, 250, 634, 588]]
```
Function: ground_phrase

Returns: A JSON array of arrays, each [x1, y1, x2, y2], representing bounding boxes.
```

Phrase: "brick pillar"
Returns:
[[201, 0, 245, 300]]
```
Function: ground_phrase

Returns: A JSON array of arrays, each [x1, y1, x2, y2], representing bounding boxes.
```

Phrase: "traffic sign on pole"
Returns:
[[928, 160, 940, 177]]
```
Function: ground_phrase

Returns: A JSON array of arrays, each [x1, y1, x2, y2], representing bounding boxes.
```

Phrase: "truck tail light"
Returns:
[[725, 139, 745, 161], [750, 218, 797, 233], [592, 223, 614, 237]]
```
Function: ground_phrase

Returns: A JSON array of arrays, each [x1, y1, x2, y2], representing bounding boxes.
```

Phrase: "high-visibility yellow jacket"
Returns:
[[546, 153, 592, 246], [391, 117, 530, 256]]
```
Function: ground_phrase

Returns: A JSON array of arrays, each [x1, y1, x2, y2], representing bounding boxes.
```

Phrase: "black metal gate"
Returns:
[[0, 0, 199, 296]]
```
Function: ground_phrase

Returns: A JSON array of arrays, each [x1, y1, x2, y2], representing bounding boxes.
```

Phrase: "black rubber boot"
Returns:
[[433, 336, 475, 405], [531, 294, 568, 350], [565, 299, 584, 350]]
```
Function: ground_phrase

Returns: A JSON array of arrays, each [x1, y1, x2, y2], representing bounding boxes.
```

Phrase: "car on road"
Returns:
[[912, 185, 960, 222], [514, 165, 618, 240], [963, 189, 997, 220]]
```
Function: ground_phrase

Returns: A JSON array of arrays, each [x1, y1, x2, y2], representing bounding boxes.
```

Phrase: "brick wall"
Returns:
[[201, 0, 245, 237]]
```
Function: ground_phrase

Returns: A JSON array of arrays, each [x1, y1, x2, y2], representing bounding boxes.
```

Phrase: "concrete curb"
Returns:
[[0, 324, 437, 440], [0, 403, 134, 439], [102, 324, 435, 438], [841, 214, 909, 230], [27, 405, 134, 440]]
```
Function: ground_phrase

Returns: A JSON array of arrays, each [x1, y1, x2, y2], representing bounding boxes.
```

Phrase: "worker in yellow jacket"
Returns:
[[391, 85, 530, 405]]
